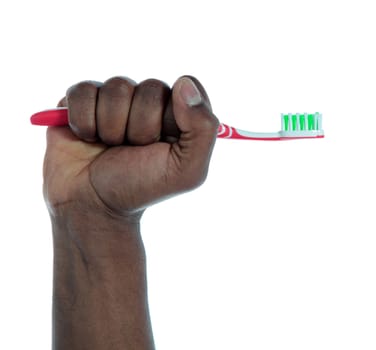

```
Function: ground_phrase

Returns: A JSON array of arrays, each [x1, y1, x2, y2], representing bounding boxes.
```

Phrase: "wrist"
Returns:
[[51, 200, 146, 293], [50, 202, 154, 349], [50, 200, 143, 257]]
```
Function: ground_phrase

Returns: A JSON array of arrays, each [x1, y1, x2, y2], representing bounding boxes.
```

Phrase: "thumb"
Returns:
[[171, 76, 219, 189]]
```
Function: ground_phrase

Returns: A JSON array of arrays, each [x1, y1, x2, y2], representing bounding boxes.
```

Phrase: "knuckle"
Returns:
[[102, 76, 136, 98], [202, 111, 220, 131], [193, 110, 219, 137], [67, 80, 99, 101], [137, 79, 170, 105], [139, 78, 168, 90]]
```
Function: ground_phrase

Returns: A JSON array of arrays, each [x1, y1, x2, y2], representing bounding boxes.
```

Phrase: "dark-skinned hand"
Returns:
[[43, 76, 219, 221]]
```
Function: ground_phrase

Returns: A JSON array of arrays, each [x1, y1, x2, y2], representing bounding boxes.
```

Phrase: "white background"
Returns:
[[1, 0, 375, 349]]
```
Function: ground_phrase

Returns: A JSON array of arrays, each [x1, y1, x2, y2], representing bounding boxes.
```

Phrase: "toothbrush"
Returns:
[[30, 108, 324, 140]]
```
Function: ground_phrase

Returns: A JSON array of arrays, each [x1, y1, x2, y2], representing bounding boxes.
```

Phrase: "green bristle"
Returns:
[[283, 115, 289, 131], [291, 114, 297, 130], [308, 114, 315, 130], [299, 114, 305, 130]]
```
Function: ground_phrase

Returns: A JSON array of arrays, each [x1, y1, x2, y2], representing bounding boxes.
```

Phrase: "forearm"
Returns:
[[51, 208, 154, 350]]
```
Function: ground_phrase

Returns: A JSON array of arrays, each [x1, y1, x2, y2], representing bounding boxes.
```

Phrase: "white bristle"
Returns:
[[281, 113, 284, 130], [317, 113, 322, 130]]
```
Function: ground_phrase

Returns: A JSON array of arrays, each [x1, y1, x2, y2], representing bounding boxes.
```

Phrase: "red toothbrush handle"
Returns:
[[30, 108, 69, 126]]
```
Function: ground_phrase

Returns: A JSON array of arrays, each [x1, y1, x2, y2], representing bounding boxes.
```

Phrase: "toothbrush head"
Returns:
[[279, 113, 324, 139]]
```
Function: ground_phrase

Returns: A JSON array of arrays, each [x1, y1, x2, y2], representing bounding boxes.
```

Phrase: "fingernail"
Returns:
[[178, 77, 203, 107]]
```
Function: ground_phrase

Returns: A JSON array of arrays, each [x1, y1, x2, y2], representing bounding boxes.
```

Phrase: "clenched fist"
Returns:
[[44, 75, 219, 219]]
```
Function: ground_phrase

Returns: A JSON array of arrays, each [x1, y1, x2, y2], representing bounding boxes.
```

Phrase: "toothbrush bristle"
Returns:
[[281, 113, 322, 132]]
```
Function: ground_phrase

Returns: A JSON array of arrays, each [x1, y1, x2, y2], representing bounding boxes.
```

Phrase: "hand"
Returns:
[[43, 76, 219, 221]]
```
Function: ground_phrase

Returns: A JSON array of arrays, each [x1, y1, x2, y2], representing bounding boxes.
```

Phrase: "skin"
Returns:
[[43, 75, 219, 350]]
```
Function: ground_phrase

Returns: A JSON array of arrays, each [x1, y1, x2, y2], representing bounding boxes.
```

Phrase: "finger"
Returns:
[[127, 79, 170, 145], [183, 75, 212, 108], [161, 98, 180, 143], [57, 96, 67, 107], [96, 76, 136, 145], [66, 80, 102, 142], [161, 75, 212, 143], [170, 76, 219, 190]]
